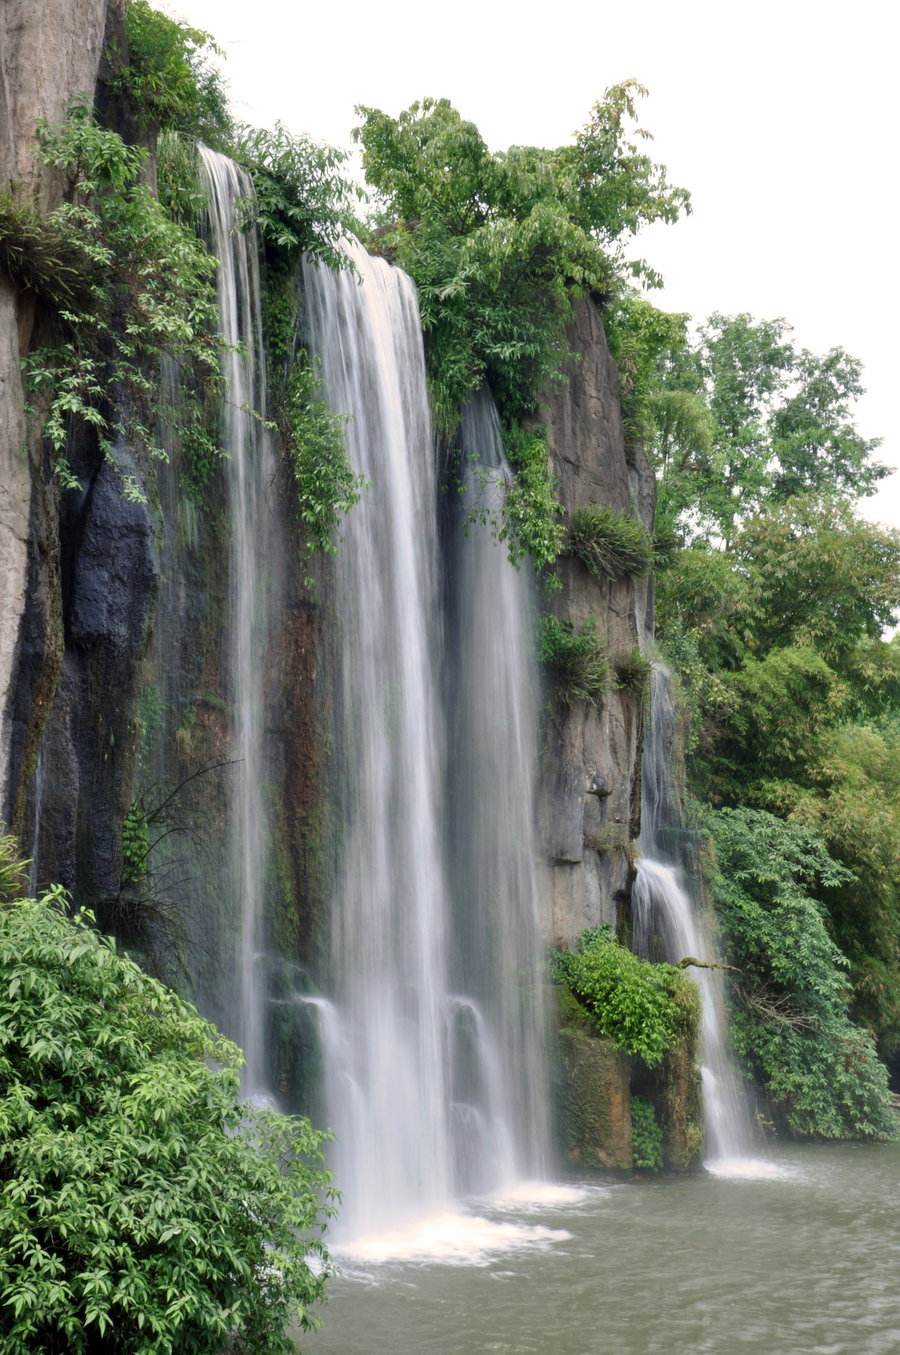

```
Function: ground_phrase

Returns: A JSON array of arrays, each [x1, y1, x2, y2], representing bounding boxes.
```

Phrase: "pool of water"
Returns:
[[299, 1142, 900, 1354]]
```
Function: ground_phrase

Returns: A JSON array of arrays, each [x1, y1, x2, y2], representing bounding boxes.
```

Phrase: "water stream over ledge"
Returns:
[[301, 1141, 900, 1355]]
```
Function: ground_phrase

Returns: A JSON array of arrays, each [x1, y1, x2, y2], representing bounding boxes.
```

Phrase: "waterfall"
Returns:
[[200, 149, 275, 1097], [447, 389, 550, 1186], [303, 243, 549, 1242], [635, 663, 754, 1165]]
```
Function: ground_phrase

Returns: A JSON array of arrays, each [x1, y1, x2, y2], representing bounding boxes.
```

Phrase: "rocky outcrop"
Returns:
[[1, 0, 163, 928], [539, 298, 655, 947], [0, 0, 111, 823]]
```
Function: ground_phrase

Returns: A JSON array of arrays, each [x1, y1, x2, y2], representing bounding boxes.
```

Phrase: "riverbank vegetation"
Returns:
[[643, 311, 900, 1135], [0, 837, 336, 1354]]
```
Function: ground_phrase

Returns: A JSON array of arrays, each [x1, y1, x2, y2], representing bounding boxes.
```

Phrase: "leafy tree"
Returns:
[[652, 314, 887, 543], [113, 1, 232, 145], [232, 122, 364, 275], [0, 838, 337, 1354], [734, 496, 900, 664], [787, 723, 900, 1055], [354, 83, 690, 430], [708, 808, 896, 1139]]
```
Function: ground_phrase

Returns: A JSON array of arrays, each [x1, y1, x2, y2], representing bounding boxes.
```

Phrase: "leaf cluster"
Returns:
[[650, 313, 887, 544], [568, 502, 653, 581], [121, 802, 149, 887], [232, 123, 364, 275], [551, 925, 697, 1068], [630, 1094, 664, 1170], [27, 101, 224, 496], [495, 423, 565, 576], [354, 84, 689, 432], [278, 349, 365, 576], [112, 1, 232, 145], [0, 192, 100, 312], [0, 870, 338, 1354], [538, 613, 609, 707], [708, 807, 896, 1139]]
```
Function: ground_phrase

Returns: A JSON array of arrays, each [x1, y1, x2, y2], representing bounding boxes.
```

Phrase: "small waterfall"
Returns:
[[635, 663, 755, 1166], [304, 244, 549, 1242], [200, 149, 275, 1097]]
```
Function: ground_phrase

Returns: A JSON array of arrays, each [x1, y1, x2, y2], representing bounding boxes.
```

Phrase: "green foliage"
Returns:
[[0, 833, 29, 905], [613, 646, 654, 696], [156, 131, 207, 226], [121, 802, 149, 887], [734, 495, 900, 664], [550, 926, 695, 1069], [630, 1095, 664, 1170], [651, 313, 886, 544], [0, 192, 98, 312], [113, 1, 232, 144], [602, 290, 692, 459], [787, 723, 900, 1054], [0, 872, 337, 1354], [26, 101, 223, 495], [492, 423, 565, 577], [568, 502, 653, 581], [709, 807, 896, 1139], [354, 84, 689, 432], [279, 349, 364, 574], [539, 614, 609, 707], [233, 123, 363, 274]]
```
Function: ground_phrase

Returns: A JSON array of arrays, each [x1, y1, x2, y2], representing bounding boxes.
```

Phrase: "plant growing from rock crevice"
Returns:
[[539, 613, 609, 707], [569, 503, 654, 581]]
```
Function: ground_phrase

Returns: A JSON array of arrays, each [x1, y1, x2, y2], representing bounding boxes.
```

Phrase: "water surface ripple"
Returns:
[[303, 1143, 900, 1354]]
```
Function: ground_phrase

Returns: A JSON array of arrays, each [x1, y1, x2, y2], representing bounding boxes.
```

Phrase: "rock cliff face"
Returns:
[[0, 0, 111, 819], [0, 0, 161, 922], [539, 297, 654, 948]]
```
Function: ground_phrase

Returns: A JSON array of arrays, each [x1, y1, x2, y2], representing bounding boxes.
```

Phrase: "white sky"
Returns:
[[165, 0, 899, 525]]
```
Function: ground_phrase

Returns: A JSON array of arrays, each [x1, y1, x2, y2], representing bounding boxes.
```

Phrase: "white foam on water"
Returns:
[[487, 1180, 600, 1211], [704, 1156, 792, 1181], [334, 1208, 571, 1267]]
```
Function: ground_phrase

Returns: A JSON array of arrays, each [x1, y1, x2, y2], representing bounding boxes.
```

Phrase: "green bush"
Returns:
[[631, 1095, 664, 1170], [709, 806, 897, 1139], [27, 102, 223, 497], [550, 926, 695, 1068], [0, 192, 98, 312], [114, 1, 232, 144], [0, 854, 337, 1353], [568, 503, 654, 581], [539, 614, 609, 707], [613, 646, 654, 696]]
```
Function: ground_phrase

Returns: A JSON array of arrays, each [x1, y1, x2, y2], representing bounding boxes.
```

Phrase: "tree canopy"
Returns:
[[649, 313, 886, 543], [354, 84, 690, 429]]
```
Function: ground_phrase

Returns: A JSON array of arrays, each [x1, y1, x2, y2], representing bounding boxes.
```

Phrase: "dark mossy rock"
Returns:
[[553, 986, 632, 1170]]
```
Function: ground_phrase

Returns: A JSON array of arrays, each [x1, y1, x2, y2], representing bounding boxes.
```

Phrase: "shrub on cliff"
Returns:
[[551, 925, 699, 1068], [0, 837, 337, 1355]]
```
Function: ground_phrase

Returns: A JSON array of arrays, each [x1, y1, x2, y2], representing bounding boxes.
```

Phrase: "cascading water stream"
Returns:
[[447, 389, 551, 1187], [304, 240, 453, 1238], [634, 663, 756, 1166], [303, 244, 550, 1246], [200, 149, 275, 1097]]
